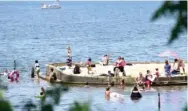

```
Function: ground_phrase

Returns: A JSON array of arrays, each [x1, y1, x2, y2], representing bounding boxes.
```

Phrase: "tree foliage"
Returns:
[[151, 1, 187, 44], [69, 101, 90, 111]]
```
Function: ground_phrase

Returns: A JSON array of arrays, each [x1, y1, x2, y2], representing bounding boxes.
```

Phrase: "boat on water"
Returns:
[[41, 0, 61, 9], [40, 62, 187, 86]]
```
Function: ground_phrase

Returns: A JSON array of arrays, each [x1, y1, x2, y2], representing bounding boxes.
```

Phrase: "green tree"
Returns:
[[151, 1, 187, 44]]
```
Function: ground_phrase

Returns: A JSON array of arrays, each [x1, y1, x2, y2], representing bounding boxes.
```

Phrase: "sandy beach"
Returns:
[[57, 62, 188, 77]]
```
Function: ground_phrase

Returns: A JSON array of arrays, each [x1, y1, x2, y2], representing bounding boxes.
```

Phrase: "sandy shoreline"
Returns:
[[55, 62, 188, 78]]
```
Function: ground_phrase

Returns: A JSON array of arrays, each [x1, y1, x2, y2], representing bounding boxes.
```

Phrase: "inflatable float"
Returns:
[[8, 70, 19, 82], [110, 92, 125, 101]]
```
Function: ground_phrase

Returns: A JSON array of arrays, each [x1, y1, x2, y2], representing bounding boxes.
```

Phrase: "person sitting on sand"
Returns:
[[50, 72, 57, 82], [164, 60, 171, 79], [86, 58, 92, 74], [73, 64, 81, 74], [136, 72, 145, 86], [49, 68, 54, 77], [171, 58, 180, 75], [102, 55, 109, 66], [113, 57, 122, 76], [178, 59, 185, 74], [130, 85, 142, 100]]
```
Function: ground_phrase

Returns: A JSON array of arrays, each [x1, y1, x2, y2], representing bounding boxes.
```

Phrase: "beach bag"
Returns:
[[126, 63, 133, 66]]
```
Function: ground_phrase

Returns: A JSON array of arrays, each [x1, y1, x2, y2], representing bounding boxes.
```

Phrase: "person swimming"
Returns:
[[105, 87, 111, 100], [105, 87, 124, 101], [40, 87, 45, 97], [36, 87, 45, 99], [130, 85, 142, 100], [84, 82, 89, 88]]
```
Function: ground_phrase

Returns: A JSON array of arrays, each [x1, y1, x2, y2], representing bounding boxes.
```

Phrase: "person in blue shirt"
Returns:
[[164, 60, 171, 79]]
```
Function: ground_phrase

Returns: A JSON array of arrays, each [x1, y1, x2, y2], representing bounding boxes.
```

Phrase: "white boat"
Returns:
[[41, 0, 61, 9]]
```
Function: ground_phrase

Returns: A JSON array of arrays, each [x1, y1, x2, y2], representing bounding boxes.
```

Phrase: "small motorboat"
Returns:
[[41, 0, 61, 9]]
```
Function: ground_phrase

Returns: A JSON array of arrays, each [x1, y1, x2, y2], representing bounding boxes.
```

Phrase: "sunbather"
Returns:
[[136, 72, 145, 87], [73, 64, 81, 74], [178, 59, 185, 74]]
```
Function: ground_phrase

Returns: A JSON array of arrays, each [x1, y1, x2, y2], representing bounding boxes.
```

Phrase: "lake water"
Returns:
[[0, 1, 187, 111]]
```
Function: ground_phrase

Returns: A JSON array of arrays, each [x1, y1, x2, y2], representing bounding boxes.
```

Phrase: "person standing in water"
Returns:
[[120, 79, 125, 89], [84, 82, 89, 88], [36, 87, 45, 99], [34, 60, 40, 79], [130, 85, 142, 100], [105, 87, 111, 100]]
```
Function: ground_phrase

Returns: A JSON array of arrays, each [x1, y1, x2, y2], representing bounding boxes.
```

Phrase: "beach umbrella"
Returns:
[[158, 50, 178, 61]]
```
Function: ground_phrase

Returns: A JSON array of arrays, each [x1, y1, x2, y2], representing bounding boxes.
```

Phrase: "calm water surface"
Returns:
[[0, 1, 187, 111]]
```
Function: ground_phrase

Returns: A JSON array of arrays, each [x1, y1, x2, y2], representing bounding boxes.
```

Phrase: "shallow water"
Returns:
[[0, 1, 187, 111], [2, 78, 187, 111]]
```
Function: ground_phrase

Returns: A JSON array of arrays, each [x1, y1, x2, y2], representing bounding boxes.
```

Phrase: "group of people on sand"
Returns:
[[135, 58, 186, 89], [136, 69, 158, 90], [66, 47, 128, 76], [164, 59, 185, 77]]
